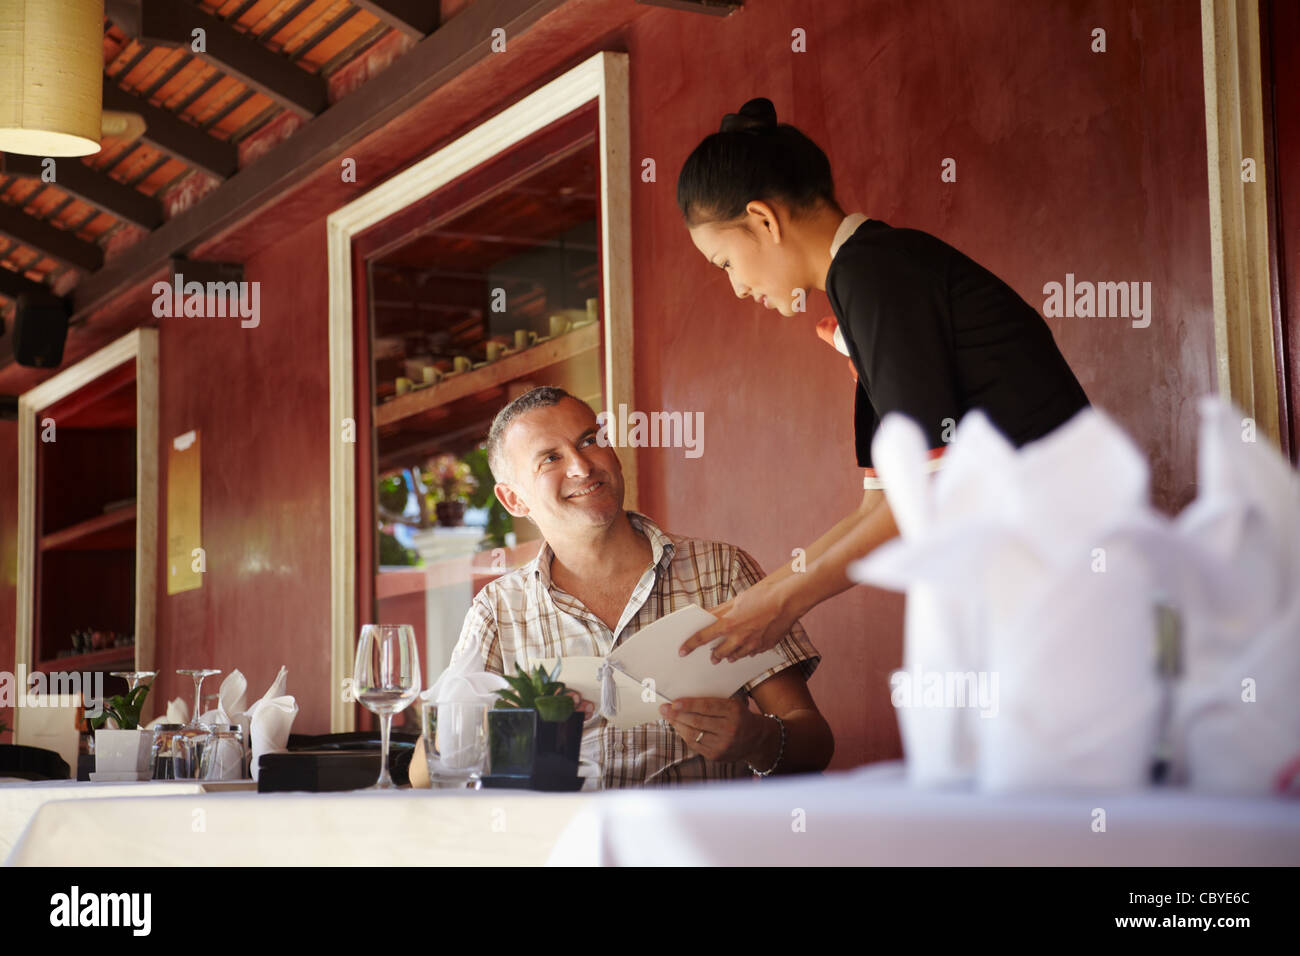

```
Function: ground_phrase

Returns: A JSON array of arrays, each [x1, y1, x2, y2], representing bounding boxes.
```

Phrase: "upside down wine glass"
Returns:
[[109, 671, 157, 693], [353, 624, 422, 789], [176, 669, 222, 730], [175, 668, 221, 779]]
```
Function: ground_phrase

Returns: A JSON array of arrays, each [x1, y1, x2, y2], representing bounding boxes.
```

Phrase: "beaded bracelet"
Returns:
[[748, 713, 785, 776]]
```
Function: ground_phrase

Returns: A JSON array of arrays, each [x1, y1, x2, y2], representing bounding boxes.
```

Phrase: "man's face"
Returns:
[[495, 397, 624, 536]]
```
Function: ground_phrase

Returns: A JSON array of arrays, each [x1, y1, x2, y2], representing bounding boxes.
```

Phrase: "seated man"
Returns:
[[443, 385, 833, 788]]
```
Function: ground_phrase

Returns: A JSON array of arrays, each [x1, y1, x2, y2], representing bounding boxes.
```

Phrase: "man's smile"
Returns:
[[565, 480, 604, 499]]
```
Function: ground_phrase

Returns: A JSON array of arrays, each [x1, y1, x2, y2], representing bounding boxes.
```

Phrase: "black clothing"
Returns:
[[826, 219, 1091, 470]]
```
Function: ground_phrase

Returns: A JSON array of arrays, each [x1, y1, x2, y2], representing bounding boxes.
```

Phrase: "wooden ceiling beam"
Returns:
[[0, 265, 54, 304], [634, 0, 741, 14], [112, 0, 327, 118], [351, 0, 441, 38], [102, 82, 240, 180], [0, 204, 103, 273], [0, 155, 164, 230], [71, 0, 568, 322]]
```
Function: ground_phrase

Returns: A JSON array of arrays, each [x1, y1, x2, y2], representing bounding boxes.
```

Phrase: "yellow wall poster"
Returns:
[[167, 429, 202, 595]]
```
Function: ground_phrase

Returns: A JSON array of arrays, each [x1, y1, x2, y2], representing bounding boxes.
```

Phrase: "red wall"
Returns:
[[2, 1, 1220, 770], [627, 0, 1213, 766], [147, 216, 333, 727]]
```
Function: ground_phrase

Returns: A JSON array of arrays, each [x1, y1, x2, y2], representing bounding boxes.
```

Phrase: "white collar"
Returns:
[[830, 213, 869, 259]]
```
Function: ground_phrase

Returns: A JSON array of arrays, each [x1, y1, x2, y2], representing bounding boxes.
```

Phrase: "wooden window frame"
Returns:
[[1201, 0, 1287, 451]]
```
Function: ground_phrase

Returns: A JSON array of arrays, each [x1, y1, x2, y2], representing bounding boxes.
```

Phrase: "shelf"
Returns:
[[35, 644, 137, 673], [41, 503, 137, 551], [374, 322, 600, 428]]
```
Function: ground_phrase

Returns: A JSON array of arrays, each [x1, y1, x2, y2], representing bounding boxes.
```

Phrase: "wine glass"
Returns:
[[176, 669, 221, 778], [110, 670, 157, 692], [353, 624, 421, 789], [176, 669, 222, 729]]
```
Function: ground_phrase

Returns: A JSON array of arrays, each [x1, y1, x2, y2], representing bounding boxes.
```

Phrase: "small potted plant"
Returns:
[[88, 683, 153, 776], [487, 662, 583, 790], [423, 453, 478, 527]]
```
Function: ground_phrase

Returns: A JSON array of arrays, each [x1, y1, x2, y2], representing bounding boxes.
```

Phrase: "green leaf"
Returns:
[[535, 694, 574, 722], [495, 689, 526, 709], [502, 673, 528, 694]]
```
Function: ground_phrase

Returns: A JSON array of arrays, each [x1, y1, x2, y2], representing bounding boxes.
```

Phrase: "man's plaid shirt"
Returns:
[[449, 511, 821, 787]]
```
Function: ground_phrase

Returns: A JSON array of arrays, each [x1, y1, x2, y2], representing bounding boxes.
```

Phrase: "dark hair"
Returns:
[[676, 97, 839, 228], [485, 386, 582, 483]]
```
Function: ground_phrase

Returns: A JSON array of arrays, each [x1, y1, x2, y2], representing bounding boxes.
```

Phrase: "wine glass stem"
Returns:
[[378, 712, 393, 787], [192, 675, 204, 723]]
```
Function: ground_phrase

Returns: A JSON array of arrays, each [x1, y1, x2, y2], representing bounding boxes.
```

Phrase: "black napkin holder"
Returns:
[[0, 743, 70, 781], [256, 733, 416, 793]]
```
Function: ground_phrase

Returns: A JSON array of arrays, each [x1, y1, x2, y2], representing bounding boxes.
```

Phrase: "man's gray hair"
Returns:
[[485, 386, 580, 484]]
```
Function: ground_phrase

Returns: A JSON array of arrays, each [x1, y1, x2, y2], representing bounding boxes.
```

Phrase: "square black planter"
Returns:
[[484, 708, 583, 791]]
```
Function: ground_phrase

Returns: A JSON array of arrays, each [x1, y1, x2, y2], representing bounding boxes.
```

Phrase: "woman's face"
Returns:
[[688, 201, 807, 317]]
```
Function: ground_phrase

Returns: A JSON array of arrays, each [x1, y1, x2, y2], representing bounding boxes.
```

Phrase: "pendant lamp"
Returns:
[[0, 0, 104, 157]]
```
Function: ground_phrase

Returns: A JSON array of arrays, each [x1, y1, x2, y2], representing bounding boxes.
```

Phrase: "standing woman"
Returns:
[[677, 97, 1090, 663]]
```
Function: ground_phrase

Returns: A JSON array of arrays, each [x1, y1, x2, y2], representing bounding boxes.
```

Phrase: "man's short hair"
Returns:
[[485, 386, 582, 483]]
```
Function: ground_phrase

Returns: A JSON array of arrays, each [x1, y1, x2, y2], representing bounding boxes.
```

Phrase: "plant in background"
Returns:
[[423, 452, 479, 527], [494, 662, 574, 722], [377, 526, 419, 566], [86, 683, 152, 732], [423, 453, 478, 503], [378, 474, 411, 515], [463, 443, 512, 547]]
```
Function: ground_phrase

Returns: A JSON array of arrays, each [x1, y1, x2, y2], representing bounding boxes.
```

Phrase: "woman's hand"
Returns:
[[678, 578, 795, 663]]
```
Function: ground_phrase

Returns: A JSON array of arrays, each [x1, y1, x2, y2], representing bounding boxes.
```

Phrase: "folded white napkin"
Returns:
[[198, 669, 247, 724], [420, 640, 509, 772], [852, 407, 1169, 793], [245, 666, 297, 781], [191, 670, 248, 778], [422, 652, 508, 707], [144, 696, 189, 730], [1169, 397, 1300, 795]]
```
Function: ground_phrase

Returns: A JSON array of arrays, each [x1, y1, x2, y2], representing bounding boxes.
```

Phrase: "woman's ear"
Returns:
[[746, 199, 783, 243], [494, 481, 531, 518]]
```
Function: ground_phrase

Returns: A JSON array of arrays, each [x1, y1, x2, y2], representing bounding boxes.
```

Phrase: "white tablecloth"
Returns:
[[7, 762, 1298, 866], [546, 761, 1300, 865], [5, 787, 591, 866], [0, 780, 214, 860]]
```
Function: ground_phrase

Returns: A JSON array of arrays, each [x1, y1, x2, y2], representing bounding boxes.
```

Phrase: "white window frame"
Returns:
[[325, 51, 633, 731]]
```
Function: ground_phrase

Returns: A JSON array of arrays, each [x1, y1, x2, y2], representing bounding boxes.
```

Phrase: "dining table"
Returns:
[[4, 761, 1297, 866]]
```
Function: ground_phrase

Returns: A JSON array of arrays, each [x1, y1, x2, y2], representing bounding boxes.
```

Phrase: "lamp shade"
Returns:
[[0, 0, 104, 157]]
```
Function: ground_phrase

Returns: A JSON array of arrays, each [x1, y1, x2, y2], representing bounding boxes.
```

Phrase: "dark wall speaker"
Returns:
[[12, 293, 69, 368]]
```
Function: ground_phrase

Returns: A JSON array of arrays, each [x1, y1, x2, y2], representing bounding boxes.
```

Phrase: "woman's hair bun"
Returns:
[[719, 97, 777, 134]]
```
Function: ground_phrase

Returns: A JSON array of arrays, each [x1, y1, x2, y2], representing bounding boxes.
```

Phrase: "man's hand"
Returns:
[[659, 697, 771, 764], [566, 689, 595, 719], [678, 579, 795, 663]]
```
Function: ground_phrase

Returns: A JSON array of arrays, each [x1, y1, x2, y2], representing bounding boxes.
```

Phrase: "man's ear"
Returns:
[[495, 481, 531, 518]]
